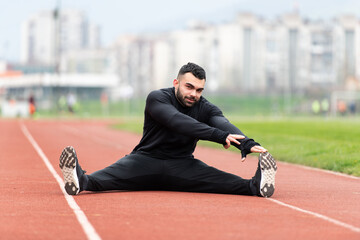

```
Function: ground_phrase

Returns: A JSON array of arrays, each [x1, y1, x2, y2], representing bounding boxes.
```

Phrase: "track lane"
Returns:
[[0, 120, 87, 239], [17, 119, 360, 239], [21, 122, 101, 240]]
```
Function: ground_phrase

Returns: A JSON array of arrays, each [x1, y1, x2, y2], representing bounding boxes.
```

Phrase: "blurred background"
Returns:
[[1, 0, 360, 118]]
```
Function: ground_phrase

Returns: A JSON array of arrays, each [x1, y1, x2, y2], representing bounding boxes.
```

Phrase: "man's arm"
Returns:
[[146, 90, 229, 145], [208, 113, 264, 159]]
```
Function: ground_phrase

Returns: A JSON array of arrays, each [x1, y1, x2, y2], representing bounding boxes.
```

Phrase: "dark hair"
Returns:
[[177, 62, 206, 80]]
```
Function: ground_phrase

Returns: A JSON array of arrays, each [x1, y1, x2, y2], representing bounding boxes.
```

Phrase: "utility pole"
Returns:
[[53, 0, 61, 111], [53, 0, 61, 74]]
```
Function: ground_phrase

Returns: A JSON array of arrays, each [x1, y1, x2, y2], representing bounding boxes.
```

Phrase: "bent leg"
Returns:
[[163, 158, 255, 196], [84, 153, 163, 192]]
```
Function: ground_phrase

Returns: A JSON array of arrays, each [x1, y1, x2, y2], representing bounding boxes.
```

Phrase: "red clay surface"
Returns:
[[1, 119, 359, 240]]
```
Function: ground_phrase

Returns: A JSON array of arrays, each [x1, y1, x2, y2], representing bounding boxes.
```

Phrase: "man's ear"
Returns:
[[173, 78, 179, 87]]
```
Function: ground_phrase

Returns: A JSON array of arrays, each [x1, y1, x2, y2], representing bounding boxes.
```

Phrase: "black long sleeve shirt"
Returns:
[[132, 87, 259, 159]]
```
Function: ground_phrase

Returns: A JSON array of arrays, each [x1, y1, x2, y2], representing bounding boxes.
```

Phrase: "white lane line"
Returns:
[[267, 198, 360, 233], [20, 123, 102, 240]]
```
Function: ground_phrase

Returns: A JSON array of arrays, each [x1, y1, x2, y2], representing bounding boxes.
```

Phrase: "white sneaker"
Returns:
[[256, 152, 277, 197], [59, 146, 86, 195]]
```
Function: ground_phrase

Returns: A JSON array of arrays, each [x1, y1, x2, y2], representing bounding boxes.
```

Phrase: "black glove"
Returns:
[[239, 139, 260, 159]]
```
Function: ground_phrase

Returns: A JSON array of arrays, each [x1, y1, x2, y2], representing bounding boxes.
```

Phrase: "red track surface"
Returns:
[[1, 119, 359, 240]]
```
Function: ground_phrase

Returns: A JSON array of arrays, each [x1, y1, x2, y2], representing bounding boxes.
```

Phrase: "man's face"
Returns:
[[173, 72, 205, 107]]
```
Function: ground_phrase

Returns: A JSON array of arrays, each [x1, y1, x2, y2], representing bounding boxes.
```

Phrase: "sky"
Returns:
[[1, 0, 360, 62]]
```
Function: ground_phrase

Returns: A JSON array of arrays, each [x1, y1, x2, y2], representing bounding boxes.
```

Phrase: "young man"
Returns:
[[59, 62, 277, 197]]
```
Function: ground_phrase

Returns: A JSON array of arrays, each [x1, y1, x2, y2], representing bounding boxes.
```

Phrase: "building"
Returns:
[[20, 9, 100, 68], [20, 10, 57, 65], [110, 12, 360, 96]]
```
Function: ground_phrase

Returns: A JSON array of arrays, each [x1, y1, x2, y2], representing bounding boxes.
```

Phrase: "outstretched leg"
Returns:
[[162, 152, 277, 197], [59, 147, 163, 195], [84, 153, 164, 192], [162, 158, 254, 195]]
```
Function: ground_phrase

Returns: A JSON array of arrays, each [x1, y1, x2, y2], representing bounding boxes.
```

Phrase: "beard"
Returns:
[[175, 88, 198, 107]]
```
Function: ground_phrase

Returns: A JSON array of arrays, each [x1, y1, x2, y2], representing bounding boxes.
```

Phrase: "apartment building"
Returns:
[[20, 9, 100, 67]]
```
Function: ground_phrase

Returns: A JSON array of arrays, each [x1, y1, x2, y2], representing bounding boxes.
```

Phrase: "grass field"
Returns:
[[113, 117, 360, 177]]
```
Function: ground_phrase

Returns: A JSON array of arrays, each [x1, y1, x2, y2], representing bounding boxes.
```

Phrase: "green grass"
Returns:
[[33, 99, 146, 119], [111, 116, 144, 133], [113, 118, 360, 177], [230, 119, 360, 176], [206, 95, 291, 116]]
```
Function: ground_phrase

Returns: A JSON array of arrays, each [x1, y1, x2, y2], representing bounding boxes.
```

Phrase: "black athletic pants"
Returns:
[[84, 153, 255, 195]]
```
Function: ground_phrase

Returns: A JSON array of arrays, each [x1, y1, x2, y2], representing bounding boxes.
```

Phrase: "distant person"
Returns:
[[28, 95, 36, 117], [58, 95, 67, 113], [67, 93, 76, 114], [349, 101, 356, 115], [321, 98, 329, 117], [59, 62, 277, 198], [100, 91, 109, 116], [337, 100, 347, 116], [311, 100, 320, 115]]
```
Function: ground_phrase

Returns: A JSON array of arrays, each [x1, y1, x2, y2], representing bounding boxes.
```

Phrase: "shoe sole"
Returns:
[[259, 152, 277, 197], [59, 146, 80, 195]]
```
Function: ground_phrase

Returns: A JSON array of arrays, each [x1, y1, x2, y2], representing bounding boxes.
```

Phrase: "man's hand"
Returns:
[[241, 145, 268, 162], [223, 134, 245, 149]]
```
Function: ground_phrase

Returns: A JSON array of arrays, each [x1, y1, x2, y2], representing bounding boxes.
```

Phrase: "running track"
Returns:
[[1, 119, 359, 240]]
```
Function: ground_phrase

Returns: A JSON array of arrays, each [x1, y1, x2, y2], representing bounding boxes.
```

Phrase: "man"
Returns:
[[59, 62, 277, 198]]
